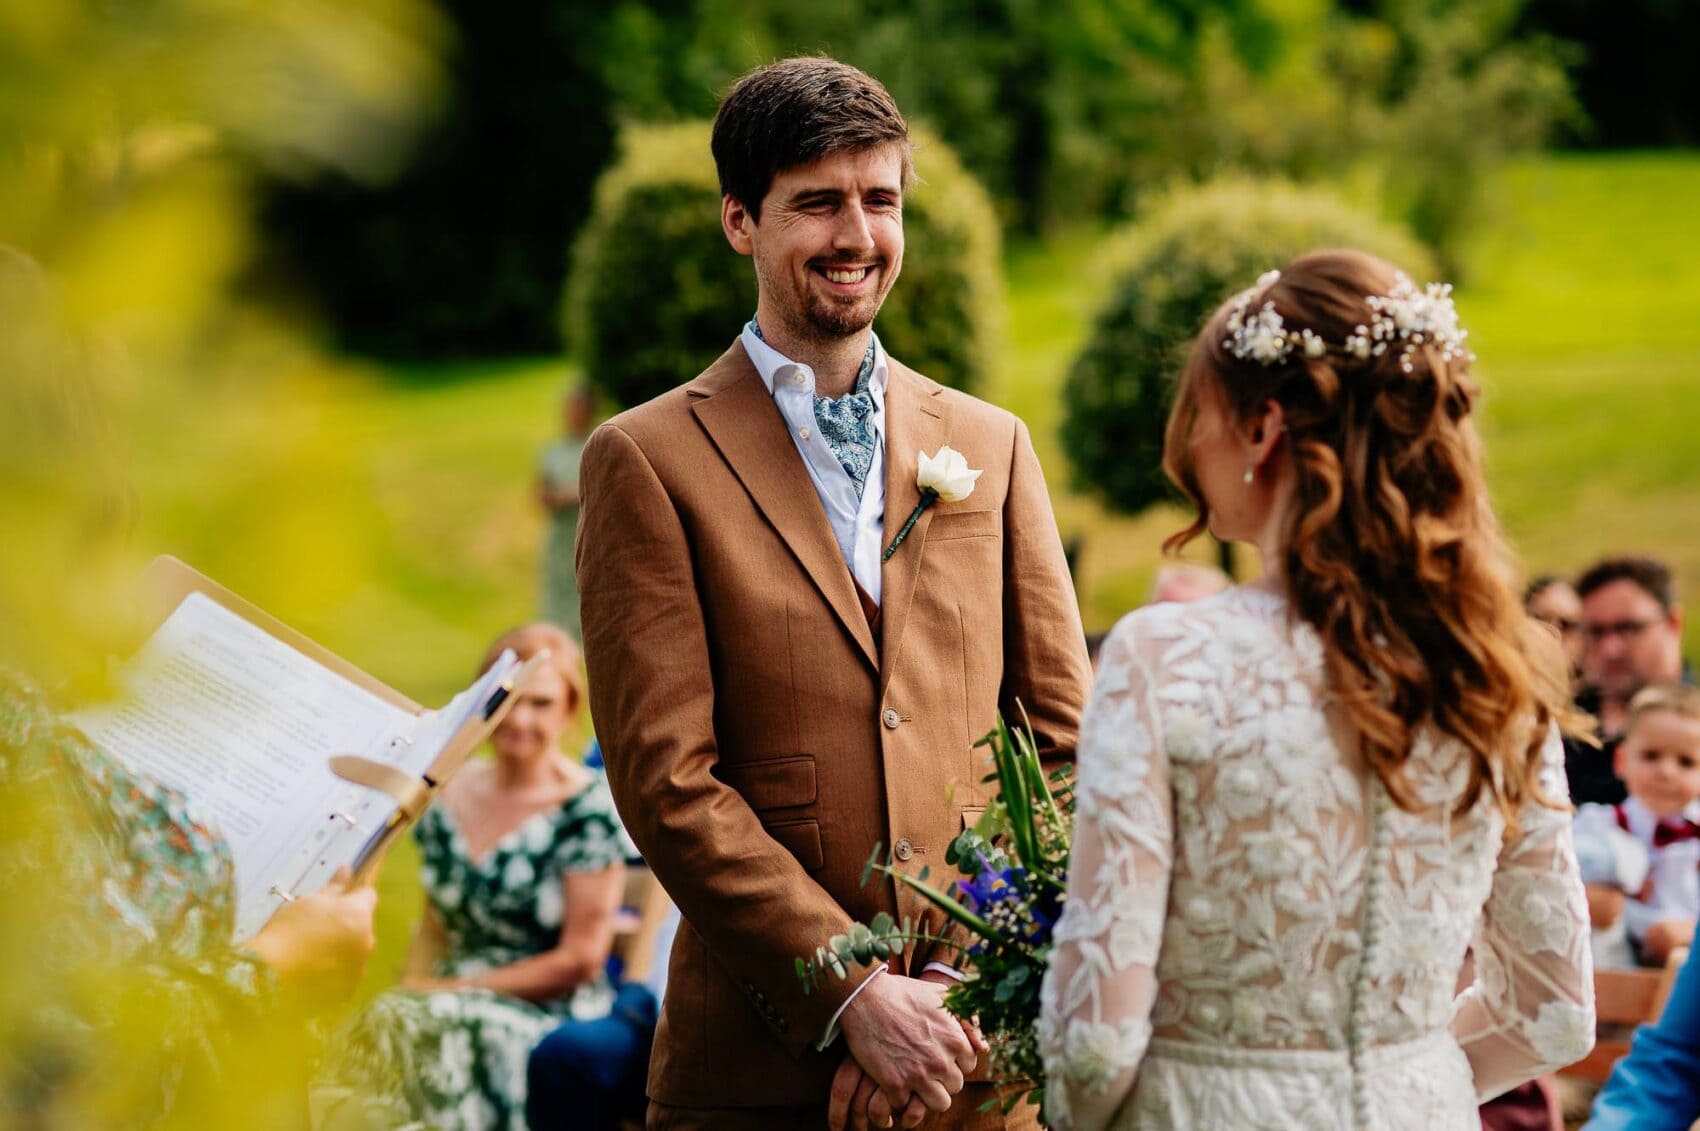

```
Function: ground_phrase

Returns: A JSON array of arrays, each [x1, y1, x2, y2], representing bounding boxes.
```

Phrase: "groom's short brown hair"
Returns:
[[711, 56, 912, 220]]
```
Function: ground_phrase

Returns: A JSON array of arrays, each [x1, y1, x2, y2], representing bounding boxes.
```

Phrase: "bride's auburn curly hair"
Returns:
[[1163, 249, 1580, 827]]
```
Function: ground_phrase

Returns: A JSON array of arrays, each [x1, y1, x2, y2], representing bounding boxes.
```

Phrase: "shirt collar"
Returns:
[[1617, 795, 1700, 836], [740, 319, 889, 400]]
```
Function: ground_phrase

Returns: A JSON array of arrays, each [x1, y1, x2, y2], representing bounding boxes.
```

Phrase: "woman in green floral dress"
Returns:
[[320, 624, 635, 1131]]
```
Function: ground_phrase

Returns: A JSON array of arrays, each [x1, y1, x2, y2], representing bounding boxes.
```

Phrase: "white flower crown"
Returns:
[[1223, 268, 1474, 375]]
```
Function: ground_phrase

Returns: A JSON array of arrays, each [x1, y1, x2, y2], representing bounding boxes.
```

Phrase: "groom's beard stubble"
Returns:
[[758, 250, 897, 348]]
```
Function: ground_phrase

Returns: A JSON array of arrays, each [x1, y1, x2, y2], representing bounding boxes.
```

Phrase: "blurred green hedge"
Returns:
[[565, 121, 1000, 409], [1061, 177, 1434, 516]]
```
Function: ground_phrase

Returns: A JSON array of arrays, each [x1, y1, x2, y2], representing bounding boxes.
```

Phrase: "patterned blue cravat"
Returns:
[[750, 318, 880, 497]]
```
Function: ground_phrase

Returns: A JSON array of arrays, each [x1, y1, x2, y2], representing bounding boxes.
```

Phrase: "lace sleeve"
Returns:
[[1451, 724, 1596, 1101], [1038, 614, 1172, 1131]]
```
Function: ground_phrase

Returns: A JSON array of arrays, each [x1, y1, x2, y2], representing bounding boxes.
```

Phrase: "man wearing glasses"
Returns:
[[1567, 555, 1691, 805]]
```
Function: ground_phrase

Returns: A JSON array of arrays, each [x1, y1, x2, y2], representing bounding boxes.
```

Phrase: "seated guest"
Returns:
[[1, 669, 379, 1124], [525, 978, 657, 1130], [527, 735, 663, 1131], [1524, 574, 1584, 683], [1568, 555, 1690, 805], [320, 623, 643, 1131], [1582, 941, 1700, 1130], [1573, 684, 1700, 967]]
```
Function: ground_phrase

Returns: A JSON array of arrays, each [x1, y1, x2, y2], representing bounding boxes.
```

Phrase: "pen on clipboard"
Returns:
[[354, 678, 509, 874]]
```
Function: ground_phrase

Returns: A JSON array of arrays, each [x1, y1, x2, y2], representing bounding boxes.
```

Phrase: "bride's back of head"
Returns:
[[1163, 248, 1578, 826]]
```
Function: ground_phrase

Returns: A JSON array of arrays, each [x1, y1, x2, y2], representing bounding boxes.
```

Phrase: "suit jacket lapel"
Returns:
[[878, 361, 951, 694], [690, 343, 879, 671]]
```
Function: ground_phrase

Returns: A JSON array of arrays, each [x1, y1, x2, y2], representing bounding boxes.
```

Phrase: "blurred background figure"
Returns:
[[538, 387, 598, 639], [319, 624, 649, 1131], [1525, 573, 1585, 681], [1571, 684, 1700, 969], [1145, 561, 1232, 605], [1568, 556, 1691, 805]]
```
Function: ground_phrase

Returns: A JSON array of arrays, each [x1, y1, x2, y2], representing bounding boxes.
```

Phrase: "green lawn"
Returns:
[[130, 150, 1700, 992]]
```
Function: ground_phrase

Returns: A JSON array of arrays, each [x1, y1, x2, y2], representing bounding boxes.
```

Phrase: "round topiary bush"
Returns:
[[1061, 177, 1435, 517], [565, 121, 1000, 409]]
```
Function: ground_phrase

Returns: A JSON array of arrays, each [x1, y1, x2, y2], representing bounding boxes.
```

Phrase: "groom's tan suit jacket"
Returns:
[[576, 342, 1091, 1111]]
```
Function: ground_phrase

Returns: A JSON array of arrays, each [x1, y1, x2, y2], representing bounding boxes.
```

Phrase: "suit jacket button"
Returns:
[[882, 707, 901, 729], [894, 838, 915, 862]]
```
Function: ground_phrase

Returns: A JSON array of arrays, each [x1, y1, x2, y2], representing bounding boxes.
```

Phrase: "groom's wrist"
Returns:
[[815, 965, 888, 1050]]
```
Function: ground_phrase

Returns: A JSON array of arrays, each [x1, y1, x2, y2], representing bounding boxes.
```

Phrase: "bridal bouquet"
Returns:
[[796, 712, 1071, 1117]]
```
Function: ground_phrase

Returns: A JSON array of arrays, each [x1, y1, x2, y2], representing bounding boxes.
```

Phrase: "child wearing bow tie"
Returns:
[[1574, 683, 1700, 967]]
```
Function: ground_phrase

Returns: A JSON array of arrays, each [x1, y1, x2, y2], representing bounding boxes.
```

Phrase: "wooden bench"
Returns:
[[1559, 946, 1687, 1082], [610, 864, 675, 986]]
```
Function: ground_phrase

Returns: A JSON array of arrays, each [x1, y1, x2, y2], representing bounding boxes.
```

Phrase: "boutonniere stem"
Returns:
[[883, 488, 937, 563], [883, 446, 981, 562]]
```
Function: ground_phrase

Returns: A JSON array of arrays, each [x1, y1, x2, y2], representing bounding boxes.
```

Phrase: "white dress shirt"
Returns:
[[1574, 795, 1700, 949], [740, 323, 887, 603]]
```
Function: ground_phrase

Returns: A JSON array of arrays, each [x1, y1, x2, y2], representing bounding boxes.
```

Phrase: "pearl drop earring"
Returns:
[[1243, 467, 1255, 485]]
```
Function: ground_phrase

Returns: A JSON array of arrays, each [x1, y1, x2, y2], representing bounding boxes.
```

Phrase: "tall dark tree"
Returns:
[[260, 0, 615, 359], [1522, 0, 1700, 146]]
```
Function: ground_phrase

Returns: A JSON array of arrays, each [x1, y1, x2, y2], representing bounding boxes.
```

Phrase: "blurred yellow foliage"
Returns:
[[0, 0, 443, 684], [0, 0, 443, 1125]]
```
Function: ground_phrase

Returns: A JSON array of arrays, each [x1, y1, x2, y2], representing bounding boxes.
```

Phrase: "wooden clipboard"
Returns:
[[140, 556, 420, 714], [136, 555, 549, 886]]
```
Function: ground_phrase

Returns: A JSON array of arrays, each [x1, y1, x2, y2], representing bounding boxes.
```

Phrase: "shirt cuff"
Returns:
[[816, 966, 887, 1051], [921, 961, 965, 982]]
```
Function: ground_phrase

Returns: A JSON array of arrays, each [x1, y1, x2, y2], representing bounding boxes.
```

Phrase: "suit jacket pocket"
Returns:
[[928, 507, 1000, 541], [715, 754, 817, 811], [762, 818, 825, 871]]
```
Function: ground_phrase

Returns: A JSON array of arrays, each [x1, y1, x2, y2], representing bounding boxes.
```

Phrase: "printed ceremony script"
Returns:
[[74, 560, 542, 940]]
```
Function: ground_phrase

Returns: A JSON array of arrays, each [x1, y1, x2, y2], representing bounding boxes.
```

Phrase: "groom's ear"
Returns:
[[722, 195, 756, 256]]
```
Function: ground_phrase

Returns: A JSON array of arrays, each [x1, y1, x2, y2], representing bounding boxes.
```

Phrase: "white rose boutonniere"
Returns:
[[882, 445, 982, 562]]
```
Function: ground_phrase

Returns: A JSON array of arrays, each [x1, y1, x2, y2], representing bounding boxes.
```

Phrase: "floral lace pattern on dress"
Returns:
[[1037, 588, 1593, 1130]]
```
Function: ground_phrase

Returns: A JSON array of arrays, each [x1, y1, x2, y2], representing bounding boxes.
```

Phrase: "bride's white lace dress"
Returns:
[[1038, 587, 1594, 1130]]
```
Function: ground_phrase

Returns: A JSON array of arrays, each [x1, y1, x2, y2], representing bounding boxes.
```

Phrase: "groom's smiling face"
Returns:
[[724, 143, 905, 345]]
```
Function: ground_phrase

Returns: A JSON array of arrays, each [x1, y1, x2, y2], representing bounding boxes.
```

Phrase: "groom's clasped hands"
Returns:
[[829, 971, 990, 1131]]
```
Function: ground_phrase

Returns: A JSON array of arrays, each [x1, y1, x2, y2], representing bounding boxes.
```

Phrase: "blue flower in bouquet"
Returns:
[[1028, 884, 1063, 945], [955, 864, 1060, 948], [953, 860, 1010, 912]]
